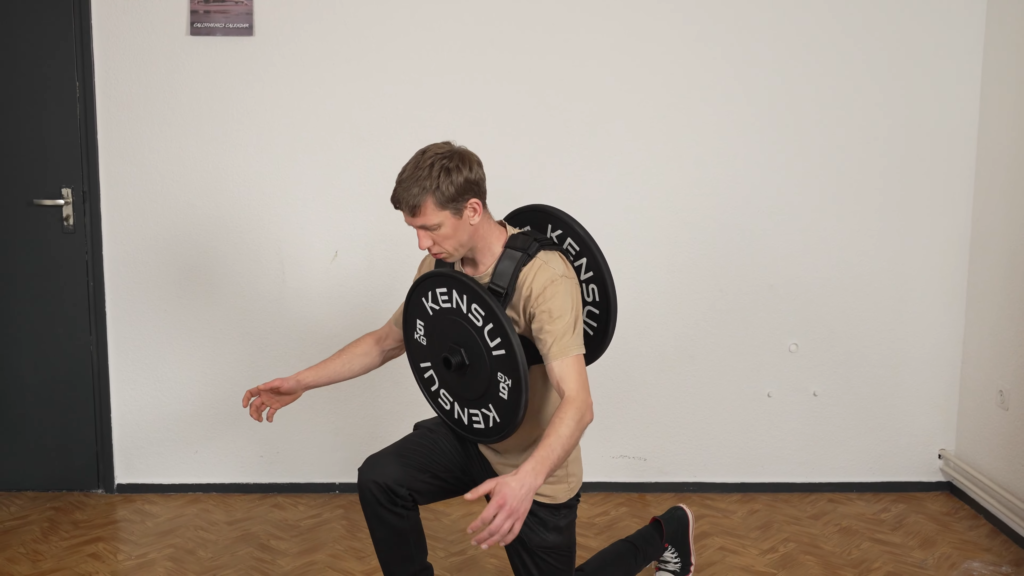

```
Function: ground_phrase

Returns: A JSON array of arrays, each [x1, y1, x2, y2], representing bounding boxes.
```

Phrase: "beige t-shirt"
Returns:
[[389, 221, 586, 504]]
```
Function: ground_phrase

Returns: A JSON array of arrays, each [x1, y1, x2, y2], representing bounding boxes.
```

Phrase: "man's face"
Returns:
[[404, 197, 474, 262]]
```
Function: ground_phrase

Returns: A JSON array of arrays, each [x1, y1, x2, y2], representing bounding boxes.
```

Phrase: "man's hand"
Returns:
[[242, 377, 304, 423], [464, 469, 543, 550]]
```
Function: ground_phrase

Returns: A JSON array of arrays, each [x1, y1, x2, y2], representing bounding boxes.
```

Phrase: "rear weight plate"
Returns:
[[504, 204, 617, 366], [403, 269, 529, 444]]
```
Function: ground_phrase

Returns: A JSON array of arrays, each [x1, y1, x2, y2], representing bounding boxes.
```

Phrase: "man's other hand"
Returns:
[[464, 469, 544, 549]]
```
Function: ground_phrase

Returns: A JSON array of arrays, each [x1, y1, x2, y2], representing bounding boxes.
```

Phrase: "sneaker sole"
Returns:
[[676, 504, 695, 576]]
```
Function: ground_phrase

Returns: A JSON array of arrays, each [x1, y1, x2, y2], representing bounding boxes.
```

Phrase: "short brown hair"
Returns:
[[391, 141, 488, 218]]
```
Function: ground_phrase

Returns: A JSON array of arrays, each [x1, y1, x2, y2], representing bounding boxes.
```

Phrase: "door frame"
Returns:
[[72, 0, 114, 494]]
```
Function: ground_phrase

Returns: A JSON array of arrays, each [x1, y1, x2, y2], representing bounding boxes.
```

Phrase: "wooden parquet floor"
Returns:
[[1, 491, 1022, 575]]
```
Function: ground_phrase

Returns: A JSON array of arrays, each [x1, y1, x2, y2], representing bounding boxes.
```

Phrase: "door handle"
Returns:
[[32, 187, 74, 233]]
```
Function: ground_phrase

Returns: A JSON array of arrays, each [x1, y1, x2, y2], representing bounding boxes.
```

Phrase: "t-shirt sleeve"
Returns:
[[527, 267, 587, 364], [390, 255, 436, 331]]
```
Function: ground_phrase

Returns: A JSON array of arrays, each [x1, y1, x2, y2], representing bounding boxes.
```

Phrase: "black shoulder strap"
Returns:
[[487, 230, 546, 307], [432, 229, 567, 309], [432, 229, 568, 365]]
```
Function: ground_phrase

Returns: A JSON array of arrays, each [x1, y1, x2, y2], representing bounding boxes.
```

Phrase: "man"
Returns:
[[242, 142, 695, 575]]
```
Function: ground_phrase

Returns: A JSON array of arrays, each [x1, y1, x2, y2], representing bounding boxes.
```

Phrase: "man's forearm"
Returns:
[[515, 395, 594, 487], [291, 330, 403, 392]]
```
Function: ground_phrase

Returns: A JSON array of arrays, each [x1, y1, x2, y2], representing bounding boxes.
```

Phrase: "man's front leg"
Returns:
[[503, 493, 581, 576], [358, 448, 435, 576]]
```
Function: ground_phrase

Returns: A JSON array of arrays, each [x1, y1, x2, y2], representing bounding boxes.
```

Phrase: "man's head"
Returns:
[[392, 142, 492, 262]]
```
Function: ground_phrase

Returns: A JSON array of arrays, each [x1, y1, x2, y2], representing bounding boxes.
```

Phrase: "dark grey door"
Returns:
[[0, 0, 99, 490]]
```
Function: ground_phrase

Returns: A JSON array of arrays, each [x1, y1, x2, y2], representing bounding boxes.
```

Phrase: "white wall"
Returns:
[[955, 0, 1024, 502], [91, 1, 987, 484]]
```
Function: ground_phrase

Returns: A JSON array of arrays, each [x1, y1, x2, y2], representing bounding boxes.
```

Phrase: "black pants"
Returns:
[[357, 417, 663, 576]]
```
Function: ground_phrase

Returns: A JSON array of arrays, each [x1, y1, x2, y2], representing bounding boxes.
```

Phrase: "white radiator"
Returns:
[[939, 449, 1024, 537]]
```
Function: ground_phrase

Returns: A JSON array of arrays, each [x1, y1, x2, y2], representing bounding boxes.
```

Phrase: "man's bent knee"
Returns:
[[357, 450, 404, 491]]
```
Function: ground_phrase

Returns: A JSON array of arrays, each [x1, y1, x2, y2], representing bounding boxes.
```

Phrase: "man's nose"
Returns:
[[417, 230, 432, 251]]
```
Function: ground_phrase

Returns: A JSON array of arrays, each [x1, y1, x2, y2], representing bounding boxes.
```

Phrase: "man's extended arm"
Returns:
[[242, 320, 406, 422], [292, 321, 406, 392]]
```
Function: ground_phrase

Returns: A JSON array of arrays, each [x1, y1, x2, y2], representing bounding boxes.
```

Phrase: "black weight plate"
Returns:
[[403, 269, 529, 444], [504, 204, 617, 366]]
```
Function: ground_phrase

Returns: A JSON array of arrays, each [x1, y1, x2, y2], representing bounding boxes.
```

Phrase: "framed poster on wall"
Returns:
[[190, 0, 254, 37]]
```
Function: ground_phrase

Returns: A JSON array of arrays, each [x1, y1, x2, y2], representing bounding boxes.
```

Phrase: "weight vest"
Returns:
[[433, 229, 569, 366]]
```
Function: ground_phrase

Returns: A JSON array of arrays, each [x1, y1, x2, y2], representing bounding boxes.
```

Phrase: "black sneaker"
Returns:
[[650, 504, 695, 576]]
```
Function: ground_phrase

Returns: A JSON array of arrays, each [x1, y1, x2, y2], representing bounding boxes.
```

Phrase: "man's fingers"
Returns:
[[465, 478, 496, 502], [472, 513, 501, 547], [267, 407, 277, 423], [468, 499, 500, 538], [471, 500, 512, 547], [242, 388, 258, 407], [481, 518, 513, 549], [249, 398, 265, 422], [501, 518, 525, 546]]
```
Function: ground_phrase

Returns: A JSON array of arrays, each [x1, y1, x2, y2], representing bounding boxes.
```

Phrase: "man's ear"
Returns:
[[465, 198, 485, 225]]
